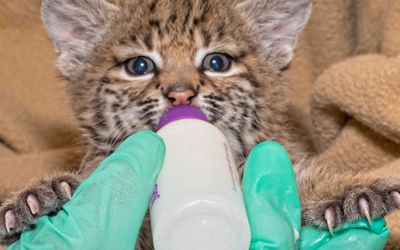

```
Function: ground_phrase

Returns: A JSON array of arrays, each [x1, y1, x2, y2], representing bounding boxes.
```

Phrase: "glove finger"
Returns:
[[243, 141, 301, 250], [71, 130, 166, 248], [9, 130, 165, 250], [300, 218, 389, 250]]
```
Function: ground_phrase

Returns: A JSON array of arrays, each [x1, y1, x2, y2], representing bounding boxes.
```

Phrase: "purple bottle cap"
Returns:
[[157, 105, 208, 130]]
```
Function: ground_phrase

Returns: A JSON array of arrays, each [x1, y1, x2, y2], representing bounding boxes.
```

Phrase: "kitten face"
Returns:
[[41, 0, 311, 160]]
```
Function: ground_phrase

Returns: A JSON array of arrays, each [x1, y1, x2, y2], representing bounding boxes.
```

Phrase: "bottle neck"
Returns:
[[157, 106, 208, 130]]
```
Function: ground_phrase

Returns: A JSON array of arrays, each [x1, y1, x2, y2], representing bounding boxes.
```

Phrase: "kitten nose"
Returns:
[[167, 90, 195, 106], [165, 84, 197, 105]]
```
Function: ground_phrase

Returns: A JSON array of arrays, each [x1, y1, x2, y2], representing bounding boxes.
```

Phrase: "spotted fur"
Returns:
[[1, 0, 399, 248], [45, 0, 304, 172]]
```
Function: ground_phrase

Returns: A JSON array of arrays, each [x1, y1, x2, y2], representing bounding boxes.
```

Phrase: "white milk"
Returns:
[[150, 111, 251, 250]]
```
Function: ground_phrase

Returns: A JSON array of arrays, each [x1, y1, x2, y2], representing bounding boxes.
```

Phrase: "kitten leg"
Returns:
[[299, 174, 400, 233], [135, 213, 154, 250], [0, 173, 81, 245]]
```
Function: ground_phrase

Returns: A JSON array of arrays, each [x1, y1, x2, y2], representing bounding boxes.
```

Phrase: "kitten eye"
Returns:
[[202, 53, 232, 72], [124, 56, 155, 76]]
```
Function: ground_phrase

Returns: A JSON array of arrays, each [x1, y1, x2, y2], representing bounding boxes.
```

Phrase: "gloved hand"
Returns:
[[6, 133, 390, 250], [243, 141, 390, 250], [7, 130, 166, 250]]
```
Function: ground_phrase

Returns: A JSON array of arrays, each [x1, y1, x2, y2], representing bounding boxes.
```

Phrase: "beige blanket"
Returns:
[[285, 1, 400, 248], [0, 0, 399, 249]]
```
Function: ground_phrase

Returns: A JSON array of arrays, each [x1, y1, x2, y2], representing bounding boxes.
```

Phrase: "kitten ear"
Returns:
[[41, 0, 118, 60], [236, 0, 311, 70]]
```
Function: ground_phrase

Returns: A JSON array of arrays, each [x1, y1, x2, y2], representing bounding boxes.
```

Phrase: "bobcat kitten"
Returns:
[[1, 0, 399, 248]]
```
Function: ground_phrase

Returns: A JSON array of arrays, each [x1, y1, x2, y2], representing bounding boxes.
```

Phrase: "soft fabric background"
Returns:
[[0, 0, 399, 249]]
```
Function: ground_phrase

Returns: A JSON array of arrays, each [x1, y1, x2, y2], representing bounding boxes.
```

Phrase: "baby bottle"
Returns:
[[150, 105, 251, 250]]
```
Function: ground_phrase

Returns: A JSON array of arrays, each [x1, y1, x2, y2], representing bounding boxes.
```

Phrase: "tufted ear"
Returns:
[[236, 0, 311, 70], [41, 0, 118, 62]]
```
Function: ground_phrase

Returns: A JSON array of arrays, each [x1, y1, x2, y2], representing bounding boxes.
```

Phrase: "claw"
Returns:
[[5, 210, 16, 234], [324, 207, 335, 236], [390, 191, 400, 208], [60, 181, 72, 200], [27, 195, 40, 215], [359, 197, 372, 225]]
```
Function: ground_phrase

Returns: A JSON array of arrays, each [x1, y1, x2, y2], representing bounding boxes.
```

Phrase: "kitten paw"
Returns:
[[0, 174, 81, 245], [303, 179, 400, 235]]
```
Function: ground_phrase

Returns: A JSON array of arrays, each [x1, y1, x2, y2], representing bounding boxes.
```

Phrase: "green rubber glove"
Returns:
[[243, 141, 301, 250], [243, 141, 390, 250], [7, 130, 165, 250], [300, 219, 389, 250], [6, 135, 390, 250]]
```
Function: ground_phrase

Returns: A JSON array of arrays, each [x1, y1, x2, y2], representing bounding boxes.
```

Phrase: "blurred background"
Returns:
[[0, 0, 399, 249]]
